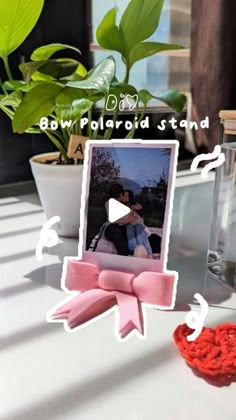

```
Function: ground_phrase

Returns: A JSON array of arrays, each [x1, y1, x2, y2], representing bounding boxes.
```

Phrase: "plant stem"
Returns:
[[61, 126, 69, 147], [104, 106, 119, 140], [123, 64, 130, 84], [87, 108, 93, 139], [93, 107, 107, 139], [73, 120, 81, 136], [0, 77, 7, 94], [77, 120, 82, 136], [0, 105, 14, 119], [126, 106, 146, 139], [52, 129, 67, 148], [45, 130, 69, 163], [3, 58, 13, 80]]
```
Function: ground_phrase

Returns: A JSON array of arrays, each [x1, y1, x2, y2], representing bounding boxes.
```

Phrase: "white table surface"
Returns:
[[0, 191, 236, 420]]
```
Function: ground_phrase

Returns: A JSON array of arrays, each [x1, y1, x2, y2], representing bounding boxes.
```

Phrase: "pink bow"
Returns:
[[52, 261, 177, 338]]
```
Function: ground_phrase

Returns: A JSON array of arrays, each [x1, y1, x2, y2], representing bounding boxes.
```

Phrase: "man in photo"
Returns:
[[104, 183, 139, 256]]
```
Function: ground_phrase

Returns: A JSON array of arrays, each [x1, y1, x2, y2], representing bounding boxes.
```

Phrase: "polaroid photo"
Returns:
[[79, 140, 179, 274]]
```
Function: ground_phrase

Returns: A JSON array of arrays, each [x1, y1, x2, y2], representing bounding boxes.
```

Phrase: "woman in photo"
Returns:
[[89, 183, 153, 258], [104, 184, 139, 256], [123, 190, 153, 259]]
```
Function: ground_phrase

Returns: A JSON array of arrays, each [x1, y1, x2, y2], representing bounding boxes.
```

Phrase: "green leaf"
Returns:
[[86, 93, 105, 103], [156, 90, 186, 112], [38, 59, 78, 79], [68, 57, 116, 94], [96, 8, 125, 55], [57, 99, 94, 123], [13, 83, 63, 133], [0, 0, 44, 60], [70, 99, 94, 120], [31, 43, 81, 61], [138, 90, 154, 106], [56, 104, 71, 122], [3, 80, 27, 91], [109, 82, 137, 97], [20, 59, 78, 82], [19, 61, 47, 82], [0, 91, 22, 107], [3, 79, 44, 92], [56, 87, 87, 106], [31, 71, 54, 82], [25, 127, 42, 134], [105, 83, 137, 112], [58, 63, 87, 82], [76, 63, 87, 79], [139, 89, 186, 112], [129, 42, 184, 68], [120, 0, 164, 54]]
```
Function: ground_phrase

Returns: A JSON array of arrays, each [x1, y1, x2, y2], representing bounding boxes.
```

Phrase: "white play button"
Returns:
[[108, 199, 131, 223]]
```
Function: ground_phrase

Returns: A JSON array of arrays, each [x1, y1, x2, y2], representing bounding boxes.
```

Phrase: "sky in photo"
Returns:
[[102, 147, 171, 187]]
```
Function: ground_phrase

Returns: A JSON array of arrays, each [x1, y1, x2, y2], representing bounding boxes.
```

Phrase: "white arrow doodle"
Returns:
[[185, 293, 209, 342], [36, 216, 61, 261]]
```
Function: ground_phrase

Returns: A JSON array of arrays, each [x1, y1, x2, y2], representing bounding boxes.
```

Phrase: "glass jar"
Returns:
[[207, 110, 236, 289]]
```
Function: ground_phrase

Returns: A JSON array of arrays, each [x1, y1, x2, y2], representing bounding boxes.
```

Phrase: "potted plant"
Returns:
[[0, 0, 186, 237], [0, 0, 89, 236]]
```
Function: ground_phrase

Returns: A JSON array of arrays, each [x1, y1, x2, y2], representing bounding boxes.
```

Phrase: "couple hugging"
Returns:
[[104, 183, 153, 259]]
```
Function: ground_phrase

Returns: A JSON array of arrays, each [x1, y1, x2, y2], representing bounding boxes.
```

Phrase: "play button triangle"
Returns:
[[108, 198, 131, 223]]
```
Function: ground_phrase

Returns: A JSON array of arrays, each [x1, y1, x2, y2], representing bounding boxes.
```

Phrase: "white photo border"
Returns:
[[79, 139, 179, 273]]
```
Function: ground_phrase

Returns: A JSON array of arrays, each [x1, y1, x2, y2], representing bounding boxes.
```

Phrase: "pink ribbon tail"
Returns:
[[116, 292, 143, 338], [52, 289, 116, 329]]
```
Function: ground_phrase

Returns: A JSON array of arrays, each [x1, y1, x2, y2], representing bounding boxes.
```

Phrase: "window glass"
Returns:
[[92, 0, 191, 99]]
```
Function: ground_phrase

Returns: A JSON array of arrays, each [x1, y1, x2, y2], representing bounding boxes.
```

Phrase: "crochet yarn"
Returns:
[[173, 323, 236, 383]]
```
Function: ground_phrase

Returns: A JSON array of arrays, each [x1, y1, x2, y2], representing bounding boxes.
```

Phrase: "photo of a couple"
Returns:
[[86, 146, 171, 259]]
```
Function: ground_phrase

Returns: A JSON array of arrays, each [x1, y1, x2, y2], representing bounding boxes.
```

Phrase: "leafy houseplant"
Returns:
[[0, 0, 186, 236], [1, 0, 186, 164], [0, 0, 88, 162]]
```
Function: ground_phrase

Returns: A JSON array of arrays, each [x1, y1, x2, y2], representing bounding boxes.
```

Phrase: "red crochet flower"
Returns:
[[173, 323, 236, 384]]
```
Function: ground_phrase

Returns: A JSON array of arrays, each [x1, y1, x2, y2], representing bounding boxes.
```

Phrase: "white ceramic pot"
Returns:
[[30, 152, 83, 237]]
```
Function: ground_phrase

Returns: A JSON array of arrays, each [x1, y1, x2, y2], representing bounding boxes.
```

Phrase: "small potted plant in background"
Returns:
[[0, 0, 186, 237]]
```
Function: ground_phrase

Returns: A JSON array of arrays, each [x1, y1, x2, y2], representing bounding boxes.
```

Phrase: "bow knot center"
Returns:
[[99, 270, 135, 294]]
